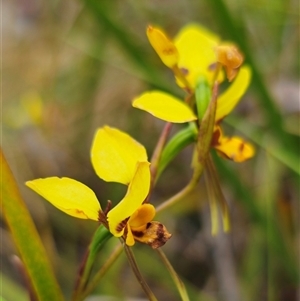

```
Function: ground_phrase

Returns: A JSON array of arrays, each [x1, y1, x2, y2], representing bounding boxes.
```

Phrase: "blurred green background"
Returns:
[[2, 0, 299, 300]]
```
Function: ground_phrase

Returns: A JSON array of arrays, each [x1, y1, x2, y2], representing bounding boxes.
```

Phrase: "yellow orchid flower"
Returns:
[[133, 24, 254, 162], [147, 24, 243, 86], [26, 126, 171, 248]]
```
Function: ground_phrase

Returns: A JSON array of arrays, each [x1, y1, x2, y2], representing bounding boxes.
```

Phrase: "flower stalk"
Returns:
[[122, 238, 158, 301], [148, 122, 173, 194], [156, 249, 190, 301], [156, 160, 204, 213]]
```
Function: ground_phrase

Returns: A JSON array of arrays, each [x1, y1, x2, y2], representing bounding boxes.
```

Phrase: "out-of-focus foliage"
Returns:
[[1, 151, 64, 300], [2, 0, 299, 300]]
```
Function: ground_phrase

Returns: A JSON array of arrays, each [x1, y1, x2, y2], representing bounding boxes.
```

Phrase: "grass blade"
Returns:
[[1, 149, 64, 301]]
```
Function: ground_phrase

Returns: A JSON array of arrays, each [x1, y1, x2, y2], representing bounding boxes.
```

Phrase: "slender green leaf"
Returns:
[[1, 149, 64, 301], [73, 226, 112, 301]]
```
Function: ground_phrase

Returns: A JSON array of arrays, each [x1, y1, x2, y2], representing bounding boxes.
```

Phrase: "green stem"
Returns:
[[148, 123, 172, 194], [78, 243, 123, 300], [156, 83, 218, 213], [122, 239, 158, 301], [156, 161, 204, 213], [156, 249, 190, 301]]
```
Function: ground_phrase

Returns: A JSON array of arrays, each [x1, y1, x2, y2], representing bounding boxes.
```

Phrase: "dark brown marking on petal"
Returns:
[[132, 221, 172, 249], [180, 67, 189, 76], [157, 223, 164, 240], [146, 222, 151, 229], [131, 230, 144, 238], [115, 217, 130, 233], [239, 142, 245, 152], [162, 47, 176, 55], [150, 222, 172, 249], [208, 62, 217, 71]]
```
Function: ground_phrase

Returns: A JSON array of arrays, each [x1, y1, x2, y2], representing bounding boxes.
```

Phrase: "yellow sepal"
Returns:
[[26, 177, 101, 220], [147, 25, 179, 68], [91, 126, 148, 185], [132, 90, 197, 123]]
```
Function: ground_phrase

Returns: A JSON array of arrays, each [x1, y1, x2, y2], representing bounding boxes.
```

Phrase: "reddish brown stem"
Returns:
[[144, 122, 172, 203]]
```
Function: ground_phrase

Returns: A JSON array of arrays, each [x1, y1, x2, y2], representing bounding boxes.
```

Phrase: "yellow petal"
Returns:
[[129, 204, 156, 229], [107, 162, 151, 237], [215, 65, 251, 121], [174, 24, 222, 87], [26, 177, 101, 220], [124, 204, 155, 246], [214, 135, 255, 162], [125, 226, 135, 246], [216, 44, 244, 81], [147, 25, 179, 68], [216, 44, 243, 69], [91, 126, 148, 185], [132, 90, 197, 123]]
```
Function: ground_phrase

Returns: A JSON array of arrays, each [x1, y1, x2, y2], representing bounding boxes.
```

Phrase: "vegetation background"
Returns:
[[2, 0, 299, 300]]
